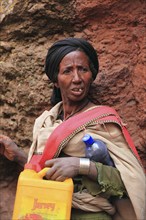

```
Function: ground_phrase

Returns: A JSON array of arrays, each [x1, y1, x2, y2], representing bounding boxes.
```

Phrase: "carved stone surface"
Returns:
[[0, 0, 145, 218]]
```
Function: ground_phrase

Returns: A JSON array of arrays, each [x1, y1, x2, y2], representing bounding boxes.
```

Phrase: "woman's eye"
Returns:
[[78, 67, 88, 72], [63, 69, 71, 74]]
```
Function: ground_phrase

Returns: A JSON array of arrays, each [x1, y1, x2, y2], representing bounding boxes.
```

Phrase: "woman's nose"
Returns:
[[72, 70, 82, 82]]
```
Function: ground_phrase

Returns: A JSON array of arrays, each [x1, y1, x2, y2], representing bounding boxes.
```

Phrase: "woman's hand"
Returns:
[[0, 134, 19, 160], [45, 157, 80, 182], [45, 157, 98, 182], [0, 134, 27, 167]]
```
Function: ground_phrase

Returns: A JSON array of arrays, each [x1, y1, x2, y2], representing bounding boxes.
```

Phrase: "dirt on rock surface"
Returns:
[[0, 0, 146, 219]]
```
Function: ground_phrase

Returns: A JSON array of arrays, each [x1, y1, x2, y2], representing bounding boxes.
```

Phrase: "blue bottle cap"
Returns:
[[82, 134, 94, 145]]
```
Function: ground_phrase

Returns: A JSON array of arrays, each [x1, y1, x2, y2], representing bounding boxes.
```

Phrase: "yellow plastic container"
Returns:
[[12, 164, 73, 220]]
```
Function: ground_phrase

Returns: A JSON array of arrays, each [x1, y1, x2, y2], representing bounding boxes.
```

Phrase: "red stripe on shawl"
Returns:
[[34, 106, 140, 170], [29, 106, 141, 171]]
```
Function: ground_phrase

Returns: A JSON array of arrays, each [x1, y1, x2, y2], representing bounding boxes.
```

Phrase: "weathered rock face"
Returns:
[[0, 0, 146, 219]]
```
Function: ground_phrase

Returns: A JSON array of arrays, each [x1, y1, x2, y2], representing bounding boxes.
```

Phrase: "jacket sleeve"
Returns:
[[82, 162, 127, 199]]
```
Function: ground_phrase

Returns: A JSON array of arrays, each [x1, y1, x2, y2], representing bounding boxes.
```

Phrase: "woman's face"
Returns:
[[55, 50, 93, 104]]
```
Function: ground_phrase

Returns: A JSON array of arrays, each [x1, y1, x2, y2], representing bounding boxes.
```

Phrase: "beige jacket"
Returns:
[[28, 102, 146, 220]]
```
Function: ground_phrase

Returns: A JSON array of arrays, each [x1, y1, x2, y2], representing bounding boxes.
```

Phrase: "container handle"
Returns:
[[38, 167, 50, 178], [38, 167, 73, 183]]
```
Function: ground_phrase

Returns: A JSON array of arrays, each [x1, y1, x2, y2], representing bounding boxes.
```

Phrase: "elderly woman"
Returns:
[[0, 38, 145, 220]]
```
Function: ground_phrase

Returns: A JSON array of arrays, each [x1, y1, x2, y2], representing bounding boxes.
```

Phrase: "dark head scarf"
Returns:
[[44, 37, 99, 83]]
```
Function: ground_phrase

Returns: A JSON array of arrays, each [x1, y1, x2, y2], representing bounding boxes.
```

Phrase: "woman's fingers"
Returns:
[[45, 158, 68, 181], [45, 158, 56, 167], [0, 142, 5, 155], [44, 157, 79, 181], [0, 138, 9, 156], [46, 167, 67, 182], [45, 165, 57, 180], [0, 135, 18, 160], [55, 175, 66, 182]]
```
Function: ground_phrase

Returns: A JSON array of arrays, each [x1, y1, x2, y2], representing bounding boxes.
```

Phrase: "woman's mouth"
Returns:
[[71, 88, 83, 95]]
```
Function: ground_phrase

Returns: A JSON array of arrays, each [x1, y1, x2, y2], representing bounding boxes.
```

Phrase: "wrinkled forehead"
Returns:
[[59, 50, 90, 68]]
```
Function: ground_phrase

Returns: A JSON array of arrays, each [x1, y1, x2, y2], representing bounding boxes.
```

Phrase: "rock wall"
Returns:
[[0, 0, 146, 219]]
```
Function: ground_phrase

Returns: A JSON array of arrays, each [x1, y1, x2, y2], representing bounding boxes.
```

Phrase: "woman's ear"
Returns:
[[54, 82, 59, 88]]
